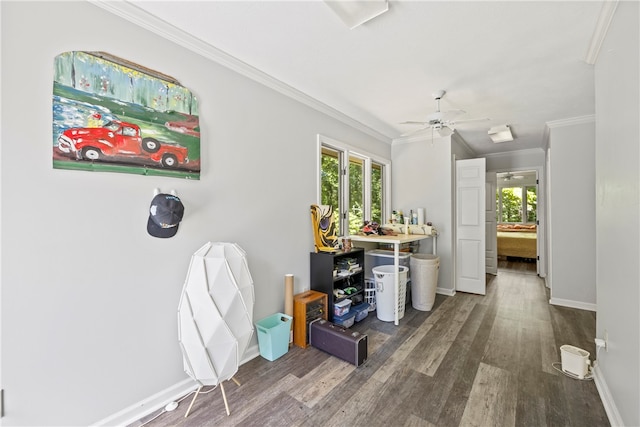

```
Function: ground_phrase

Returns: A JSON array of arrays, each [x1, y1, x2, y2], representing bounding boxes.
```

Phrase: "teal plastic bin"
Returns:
[[255, 313, 292, 361]]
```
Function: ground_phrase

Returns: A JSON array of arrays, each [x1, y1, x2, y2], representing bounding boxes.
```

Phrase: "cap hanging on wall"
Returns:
[[147, 191, 184, 238]]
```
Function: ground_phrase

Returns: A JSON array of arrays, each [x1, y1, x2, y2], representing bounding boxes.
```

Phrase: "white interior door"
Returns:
[[485, 173, 497, 275], [456, 158, 486, 295]]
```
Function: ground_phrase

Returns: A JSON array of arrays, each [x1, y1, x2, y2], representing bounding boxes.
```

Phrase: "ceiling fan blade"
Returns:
[[447, 117, 490, 126], [400, 121, 429, 126], [427, 109, 466, 122]]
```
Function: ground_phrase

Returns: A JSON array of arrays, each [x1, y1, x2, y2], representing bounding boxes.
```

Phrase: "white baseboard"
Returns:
[[593, 364, 624, 426], [437, 287, 456, 297], [92, 377, 198, 426], [92, 345, 261, 426], [549, 297, 596, 312]]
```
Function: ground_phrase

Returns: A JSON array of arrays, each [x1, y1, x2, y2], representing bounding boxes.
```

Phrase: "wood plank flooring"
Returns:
[[132, 260, 609, 427]]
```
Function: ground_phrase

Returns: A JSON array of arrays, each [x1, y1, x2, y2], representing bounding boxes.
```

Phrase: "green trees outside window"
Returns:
[[371, 163, 383, 225], [348, 156, 364, 235], [319, 140, 387, 237], [497, 186, 537, 223], [321, 147, 341, 235]]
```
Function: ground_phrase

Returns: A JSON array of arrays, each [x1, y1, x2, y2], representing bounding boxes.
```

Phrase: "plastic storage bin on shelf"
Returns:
[[334, 298, 352, 317], [409, 254, 440, 311], [373, 265, 409, 322], [255, 313, 293, 361], [333, 310, 356, 328], [351, 303, 370, 322]]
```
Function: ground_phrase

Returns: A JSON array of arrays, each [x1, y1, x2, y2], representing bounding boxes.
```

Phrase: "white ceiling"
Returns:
[[102, 0, 605, 156]]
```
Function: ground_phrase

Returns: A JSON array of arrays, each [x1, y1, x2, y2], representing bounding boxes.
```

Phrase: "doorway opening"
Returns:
[[495, 170, 538, 274]]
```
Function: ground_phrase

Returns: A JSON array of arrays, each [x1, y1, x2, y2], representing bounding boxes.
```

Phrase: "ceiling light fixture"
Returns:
[[488, 125, 514, 143], [324, 0, 389, 29]]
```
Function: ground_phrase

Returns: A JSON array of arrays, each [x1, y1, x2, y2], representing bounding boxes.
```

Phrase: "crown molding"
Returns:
[[88, 0, 391, 144], [451, 132, 476, 157], [584, 0, 619, 65], [546, 115, 596, 129], [483, 147, 545, 161], [542, 114, 595, 151]]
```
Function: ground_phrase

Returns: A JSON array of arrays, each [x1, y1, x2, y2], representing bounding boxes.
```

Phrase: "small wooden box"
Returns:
[[293, 290, 328, 348]]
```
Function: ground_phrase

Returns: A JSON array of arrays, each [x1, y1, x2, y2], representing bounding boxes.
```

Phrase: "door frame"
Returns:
[[491, 166, 546, 277], [486, 172, 498, 275]]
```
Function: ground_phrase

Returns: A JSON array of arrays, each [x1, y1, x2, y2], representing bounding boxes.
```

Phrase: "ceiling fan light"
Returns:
[[324, 0, 389, 29], [488, 124, 514, 143]]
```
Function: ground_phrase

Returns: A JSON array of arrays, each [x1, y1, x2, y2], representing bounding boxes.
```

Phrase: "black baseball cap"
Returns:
[[147, 193, 184, 238]]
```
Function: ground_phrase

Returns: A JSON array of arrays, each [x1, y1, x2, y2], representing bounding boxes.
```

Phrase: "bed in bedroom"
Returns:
[[497, 224, 537, 259]]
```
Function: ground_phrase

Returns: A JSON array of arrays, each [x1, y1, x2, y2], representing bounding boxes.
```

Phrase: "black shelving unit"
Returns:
[[310, 248, 365, 321]]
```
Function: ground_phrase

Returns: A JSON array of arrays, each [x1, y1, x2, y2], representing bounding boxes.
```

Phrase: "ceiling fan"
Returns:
[[400, 90, 488, 137], [500, 172, 524, 181]]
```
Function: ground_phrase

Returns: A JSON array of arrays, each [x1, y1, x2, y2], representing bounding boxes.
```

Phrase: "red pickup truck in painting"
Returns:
[[57, 120, 189, 168]]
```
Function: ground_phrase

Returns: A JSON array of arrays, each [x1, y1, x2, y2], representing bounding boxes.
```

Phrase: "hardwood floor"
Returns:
[[133, 260, 609, 427]]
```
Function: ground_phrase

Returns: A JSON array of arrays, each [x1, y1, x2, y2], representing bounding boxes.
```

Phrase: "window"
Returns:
[[498, 187, 523, 222], [348, 155, 364, 235], [496, 171, 537, 224], [318, 135, 389, 237], [526, 186, 537, 222], [320, 146, 341, 233], [371, 162, 383, 225]]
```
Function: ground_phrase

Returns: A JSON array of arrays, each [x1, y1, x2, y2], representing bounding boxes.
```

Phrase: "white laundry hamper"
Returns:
[[409, 254, 439, 311], [373, 265, 408, 322]]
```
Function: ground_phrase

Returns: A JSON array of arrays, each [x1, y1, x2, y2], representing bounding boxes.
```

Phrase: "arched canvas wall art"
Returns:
[[52, 51, 201, 179]]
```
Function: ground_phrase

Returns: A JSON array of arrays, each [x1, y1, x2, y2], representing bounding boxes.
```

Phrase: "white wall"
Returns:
[[484, 148, 545, 173], [391, 134, 472, 295], [547, 120, 596, 310], [0, 2, 390, 425], [593, 1, 640, 425]]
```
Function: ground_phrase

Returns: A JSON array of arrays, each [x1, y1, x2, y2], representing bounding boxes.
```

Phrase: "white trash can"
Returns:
[[365, 249, 411, 280], [410, 254, 439, 311], [373, 265, 408, 322]]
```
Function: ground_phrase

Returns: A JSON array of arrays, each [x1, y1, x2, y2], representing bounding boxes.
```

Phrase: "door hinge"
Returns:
[[536, 178, 539, 184], [1, 388, 4, 418]]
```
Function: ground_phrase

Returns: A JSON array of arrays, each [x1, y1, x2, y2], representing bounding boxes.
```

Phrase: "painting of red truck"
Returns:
[[53, 51, 200, 179]]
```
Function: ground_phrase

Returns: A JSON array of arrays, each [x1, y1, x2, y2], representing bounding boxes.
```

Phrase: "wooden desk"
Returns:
[[347, 233, 437, 325]]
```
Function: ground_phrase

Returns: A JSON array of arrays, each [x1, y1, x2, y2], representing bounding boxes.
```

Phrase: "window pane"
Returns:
[[526, 186, 537, 223], [371, 162, 383, 225], [500, 187, 522, 223], [320, 147, 341, 236], [348, 156, 364, 235]]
